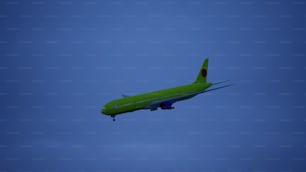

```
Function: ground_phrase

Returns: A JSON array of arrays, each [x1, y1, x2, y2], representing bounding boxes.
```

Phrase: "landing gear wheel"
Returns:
[[111, 115, 116, 122]]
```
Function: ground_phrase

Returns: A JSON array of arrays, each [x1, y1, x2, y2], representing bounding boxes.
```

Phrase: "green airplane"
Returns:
[[101, 58, 230, 121]]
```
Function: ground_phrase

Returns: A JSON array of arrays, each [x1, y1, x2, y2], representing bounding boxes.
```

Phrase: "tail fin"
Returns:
[[194, 58, 208, 83]]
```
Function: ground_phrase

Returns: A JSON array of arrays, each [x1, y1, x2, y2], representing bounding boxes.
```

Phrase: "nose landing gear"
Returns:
[[111, 115, 116, 122]]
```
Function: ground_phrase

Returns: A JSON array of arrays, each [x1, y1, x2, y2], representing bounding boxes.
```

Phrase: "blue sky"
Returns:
[[1, 0, 306, 171]]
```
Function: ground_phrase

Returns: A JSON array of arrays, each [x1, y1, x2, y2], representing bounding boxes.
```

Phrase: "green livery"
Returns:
[[101, 58, 230, 121]]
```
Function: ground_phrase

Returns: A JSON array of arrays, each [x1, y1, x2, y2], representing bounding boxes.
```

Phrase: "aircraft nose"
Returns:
[[101, 106, 110, 115], [101, 106, 107, 114]]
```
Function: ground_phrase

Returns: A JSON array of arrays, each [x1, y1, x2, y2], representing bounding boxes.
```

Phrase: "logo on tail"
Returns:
[[201, 68, 207, 77]]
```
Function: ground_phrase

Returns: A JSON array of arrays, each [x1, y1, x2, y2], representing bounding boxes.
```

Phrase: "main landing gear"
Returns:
[[111, 115, 116, 122]]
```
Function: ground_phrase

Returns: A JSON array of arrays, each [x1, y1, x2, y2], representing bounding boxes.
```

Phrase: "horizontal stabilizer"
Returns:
[[212, 80, 231, 85], [201, 84, 232, 93]]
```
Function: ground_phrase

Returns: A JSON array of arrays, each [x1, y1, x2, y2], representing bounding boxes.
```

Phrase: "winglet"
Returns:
[[194, 58, 208, 83]]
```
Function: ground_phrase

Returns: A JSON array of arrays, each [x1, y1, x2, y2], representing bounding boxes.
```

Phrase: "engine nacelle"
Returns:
[[160, 101, 175, 110]]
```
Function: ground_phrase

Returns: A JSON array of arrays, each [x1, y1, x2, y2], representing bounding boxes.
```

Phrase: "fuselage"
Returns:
[[101, 82, 212, 116]]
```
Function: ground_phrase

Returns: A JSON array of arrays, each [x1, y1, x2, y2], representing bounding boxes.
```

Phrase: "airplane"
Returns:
[[101, 58, 231, 121]]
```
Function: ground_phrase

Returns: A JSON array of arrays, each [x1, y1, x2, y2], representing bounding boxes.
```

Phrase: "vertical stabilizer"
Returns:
[[194, 58, 208, 83]]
